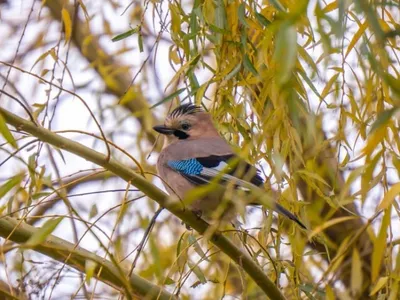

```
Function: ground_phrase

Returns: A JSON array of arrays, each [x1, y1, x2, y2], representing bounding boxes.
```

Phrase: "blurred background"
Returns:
[[0, 0, 399, 299]]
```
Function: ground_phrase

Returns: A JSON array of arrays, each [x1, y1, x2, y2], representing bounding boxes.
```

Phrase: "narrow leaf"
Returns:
[[150, 88, 186, 109], [378, 182, 400, 211], [61, 8, 72, 45], [370, 108, 397, 133], [371, 209, 390, 282], [0, 174, 24, 199], [309, 216, 358, 239], [0, 113, 17, 149], [321, 73, 339, 99], [112, 27, 140, 42], [370, 276, 388, 296], [188, 261, 207, 284], [243, 54, 258, 76], [274, 23, 297, 84], [25, 217, 63, 247], [255, 12, 270, 27], [351, 248, 362, 296], [85, 259, 97, 283], [345, 22, 368, 58]]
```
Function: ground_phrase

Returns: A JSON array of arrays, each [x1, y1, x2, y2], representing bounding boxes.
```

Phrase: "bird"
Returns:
[[153, 103, 306, 229]]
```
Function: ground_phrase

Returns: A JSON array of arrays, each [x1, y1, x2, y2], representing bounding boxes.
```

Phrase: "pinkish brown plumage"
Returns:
[[153, 104, 306, 228]]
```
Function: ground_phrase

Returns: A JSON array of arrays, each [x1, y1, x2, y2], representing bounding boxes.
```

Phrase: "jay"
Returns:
[[153, 103, 305, 229]]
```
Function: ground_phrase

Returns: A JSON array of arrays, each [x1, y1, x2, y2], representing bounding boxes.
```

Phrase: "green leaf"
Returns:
[[138, 33, 144, 53], [274, 23, 297, 84], [32, 192, 51, 200], [255, 12, 270, 27], [269, 0, 286, 12], [370, 108, 398, 133], [150, 88, 186, 109], [238, 3, 249, 27], [0, 174, 24, 199], [89, 204, 98, 219], [85, 259, 97, 283], [112, 27, 140, 42], [243, 54, 258, 76], [188, 233, 209, 261], [188, 261, 207, 284], [371, 209, 390, 282], [61, 8, 72, 45], [24, 217, 63, 247], [225, 63, 242, 81], [0, 113, 17, 149]]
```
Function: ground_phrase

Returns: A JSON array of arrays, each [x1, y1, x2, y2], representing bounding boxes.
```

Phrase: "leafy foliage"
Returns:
[[0, 0, 399, 299]]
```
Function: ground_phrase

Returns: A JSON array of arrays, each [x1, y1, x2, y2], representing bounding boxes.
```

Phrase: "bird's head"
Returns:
[[153, 104, 219, 144]]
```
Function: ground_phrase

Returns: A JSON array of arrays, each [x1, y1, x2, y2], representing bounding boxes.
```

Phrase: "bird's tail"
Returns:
[[275, 203, 307, 230]]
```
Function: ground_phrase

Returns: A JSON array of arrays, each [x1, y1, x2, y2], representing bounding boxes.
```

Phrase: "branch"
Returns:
[[44, 0, 158, 143], [0, 216, 175, 300], [0, 107, 286, 299], [27, 170, 115, 225]]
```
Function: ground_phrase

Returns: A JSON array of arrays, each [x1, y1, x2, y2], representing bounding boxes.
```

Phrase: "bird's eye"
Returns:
[[181, 123, 191, 131]]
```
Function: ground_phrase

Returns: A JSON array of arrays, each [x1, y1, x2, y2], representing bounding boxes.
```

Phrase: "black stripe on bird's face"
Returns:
[[173, 129, 189, 139]]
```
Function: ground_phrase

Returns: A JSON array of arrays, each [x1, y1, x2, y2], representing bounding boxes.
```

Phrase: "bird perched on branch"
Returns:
[[153, 103, 305, 229]]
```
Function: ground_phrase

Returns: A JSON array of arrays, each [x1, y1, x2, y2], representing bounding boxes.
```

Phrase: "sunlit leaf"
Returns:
[[0, 174, 24, 199], [85, 259, 97, 283], [345, 22, 368, 58], [112, 27, 140, 42], [371, 209, 390, 282], [351, 248, 362, 296], [243, 54, 258, 76], [274, 23, 297, 84], [25, 217, 63, 247], [309, 216, 358, 239], [61, 8, 72, 45], [378, 182, 400, 210], [370, 276, 388, 296], [150, 88, 186, 109], [188, 261, 207, 284], [0, 113, 17, 149], [370, 108, 397, 133]]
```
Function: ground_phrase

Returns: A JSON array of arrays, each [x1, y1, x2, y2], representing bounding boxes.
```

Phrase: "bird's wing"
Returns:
[[166, 155, 307, 229], [166, 154, 263, 190]]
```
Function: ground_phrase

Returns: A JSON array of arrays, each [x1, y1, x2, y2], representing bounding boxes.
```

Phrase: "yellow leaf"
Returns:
[[31, 49, 52, 71], [296, 170, 330, 187], [351, 248, 362, 296], [85, 259, 97, 283], [24, 217, 63, 247], [322, 2, 338, 13], [371, 209, 390, 282], [326, 285, 335, 300], [61, 8, 72, 45], [378, 182, 400, 210], [388, 281, 399, 300], [345, 22, 368, 58], [0, 113, 17, 149], [169, 3, 181, 37], [362, 126, 386, 157], [321, 73, 339, 99], [308, 216, 358, 239], [369, 276, 388, 296]]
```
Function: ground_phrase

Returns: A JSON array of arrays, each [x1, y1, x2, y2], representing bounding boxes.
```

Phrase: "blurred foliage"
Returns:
[[0, 0, 399, 299]]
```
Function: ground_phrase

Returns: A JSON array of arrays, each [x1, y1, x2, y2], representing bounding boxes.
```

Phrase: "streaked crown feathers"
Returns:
[[167, 103, 203, 121]]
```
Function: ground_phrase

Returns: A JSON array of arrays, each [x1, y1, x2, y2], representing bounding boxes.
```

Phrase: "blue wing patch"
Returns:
[[167, 155, 264, 187], [167, 156, 306, 228], [168, 158, 203, 175]]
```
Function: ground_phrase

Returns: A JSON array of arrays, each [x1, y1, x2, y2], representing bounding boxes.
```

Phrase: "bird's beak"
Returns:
[[153, 125, 175, 135]]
